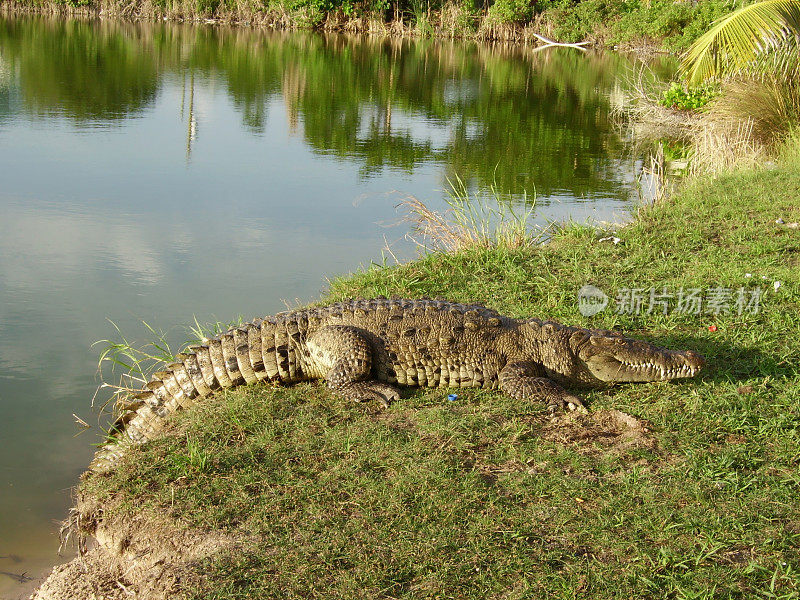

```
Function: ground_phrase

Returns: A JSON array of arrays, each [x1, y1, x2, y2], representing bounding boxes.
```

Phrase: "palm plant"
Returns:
[[680, 0, 800, 85]]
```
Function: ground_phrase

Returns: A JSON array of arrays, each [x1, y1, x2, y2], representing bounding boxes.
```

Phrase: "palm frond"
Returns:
[[680, 0, 800, 85], [750, 34, 800, 78]]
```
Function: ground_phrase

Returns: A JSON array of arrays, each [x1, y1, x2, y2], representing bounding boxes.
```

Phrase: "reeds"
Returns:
[[398, 175, 542, 252], [0, 0, 592, 43]]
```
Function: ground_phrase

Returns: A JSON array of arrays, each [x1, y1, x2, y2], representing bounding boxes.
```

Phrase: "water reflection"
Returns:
[[0, 19, 159, 123], [0, 18, 644, 201]]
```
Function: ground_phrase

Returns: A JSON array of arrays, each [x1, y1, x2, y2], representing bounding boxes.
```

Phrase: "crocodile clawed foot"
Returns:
[[547, 394, 587, 415], [336, 381, 400, 408]]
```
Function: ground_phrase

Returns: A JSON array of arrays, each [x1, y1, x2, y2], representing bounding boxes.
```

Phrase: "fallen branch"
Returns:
[[531, 33, 591, 51]]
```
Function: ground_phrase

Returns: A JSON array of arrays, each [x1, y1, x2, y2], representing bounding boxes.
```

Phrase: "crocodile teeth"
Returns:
[[620, 361, 697, 378]]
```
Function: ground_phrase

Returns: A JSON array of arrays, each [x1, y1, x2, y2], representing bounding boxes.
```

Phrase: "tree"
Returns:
[[680, 0, 800, 85]]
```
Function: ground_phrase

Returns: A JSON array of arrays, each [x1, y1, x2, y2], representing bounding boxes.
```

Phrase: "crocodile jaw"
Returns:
[[580, 336, 705, 383]]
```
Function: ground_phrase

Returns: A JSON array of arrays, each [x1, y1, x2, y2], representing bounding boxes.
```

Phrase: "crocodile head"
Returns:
[[569, 329, 705, 384]]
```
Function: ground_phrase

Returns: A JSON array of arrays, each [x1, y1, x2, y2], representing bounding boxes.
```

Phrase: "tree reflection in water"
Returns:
[[0, 16, 670, 202]]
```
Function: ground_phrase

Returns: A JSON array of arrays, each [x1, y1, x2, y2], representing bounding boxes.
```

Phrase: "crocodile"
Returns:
[[89, 297, 704, 472]]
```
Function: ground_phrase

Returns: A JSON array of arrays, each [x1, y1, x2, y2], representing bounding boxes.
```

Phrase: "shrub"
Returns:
[[284, 0, 330, 26], [486, 0, 533, 23], [660, 82, 719, 111], [537, 0, 619, 42], [711, 77, 800, 143], [667, 0, 738, 50], [196, 0, 221, 13], [534, 0, 740, 49]]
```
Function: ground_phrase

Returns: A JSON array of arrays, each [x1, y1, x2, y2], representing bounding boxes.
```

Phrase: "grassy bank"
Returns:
[[73, 141, 800, 598], [1, 0, 741, 46]]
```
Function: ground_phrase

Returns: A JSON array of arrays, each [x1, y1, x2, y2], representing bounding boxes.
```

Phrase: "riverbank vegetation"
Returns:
[[62, 133, 800, 598], [683, 0, 800, 149], [2, 0, 742, 46], [622, 0, 800, 173]]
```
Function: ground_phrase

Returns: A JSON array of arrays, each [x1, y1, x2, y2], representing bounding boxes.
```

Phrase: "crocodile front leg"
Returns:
[[306, 325, 400, 407], [499, 360, 586, 413]]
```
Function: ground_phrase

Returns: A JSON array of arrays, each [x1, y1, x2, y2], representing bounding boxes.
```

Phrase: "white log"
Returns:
[[531, 32, 591, 51]]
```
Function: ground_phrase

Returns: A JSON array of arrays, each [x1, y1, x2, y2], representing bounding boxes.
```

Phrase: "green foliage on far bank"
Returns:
[[5, 0, 745, 49], [80, 137, 800, 599], [537, 0, 740, 48]]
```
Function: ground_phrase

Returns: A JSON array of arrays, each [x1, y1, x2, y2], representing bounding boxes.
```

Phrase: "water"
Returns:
[[0, 15, 658, 596]]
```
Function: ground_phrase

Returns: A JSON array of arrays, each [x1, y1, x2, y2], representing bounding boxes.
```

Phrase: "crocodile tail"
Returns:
[[88, 316, 294, 473]]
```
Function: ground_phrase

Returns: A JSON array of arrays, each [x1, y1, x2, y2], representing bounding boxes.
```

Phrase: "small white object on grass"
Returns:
[[598, 236, 621, 245]]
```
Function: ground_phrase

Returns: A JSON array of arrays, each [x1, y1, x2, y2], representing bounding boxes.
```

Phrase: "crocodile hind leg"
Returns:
[[306, 325, 400, 407], [499, 360, 586, 413]]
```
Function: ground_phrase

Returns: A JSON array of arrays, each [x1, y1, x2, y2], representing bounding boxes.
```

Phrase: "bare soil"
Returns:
[[542, 408, 658, 456], [31, 493, 246, 600]]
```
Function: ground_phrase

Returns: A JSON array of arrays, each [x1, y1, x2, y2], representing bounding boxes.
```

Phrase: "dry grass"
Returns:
[[688, 117, 766, 175], [779, 127, 800, 168], [398, 176, 543, 252], [710, 77, 800, 145], [0, 0, 98, 17]]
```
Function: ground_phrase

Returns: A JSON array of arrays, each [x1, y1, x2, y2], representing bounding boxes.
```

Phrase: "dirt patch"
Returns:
[[715, 546, 755, 565], [31, 492, 247, 600], [542, 409, 658, 457]]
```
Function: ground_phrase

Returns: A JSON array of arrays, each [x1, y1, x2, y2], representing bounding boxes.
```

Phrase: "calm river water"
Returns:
[[0, 15, 665, 596]]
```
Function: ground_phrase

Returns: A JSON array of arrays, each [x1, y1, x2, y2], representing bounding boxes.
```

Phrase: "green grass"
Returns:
[[81, 155, 800, 598]]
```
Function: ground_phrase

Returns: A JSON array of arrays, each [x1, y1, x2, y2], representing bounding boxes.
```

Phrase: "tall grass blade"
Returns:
[[398, 177, 540, 252]]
